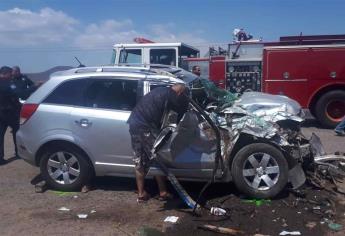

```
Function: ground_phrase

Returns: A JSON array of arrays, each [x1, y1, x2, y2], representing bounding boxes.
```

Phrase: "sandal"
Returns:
[[137, 193, 150, 203], [158, 193, 174, 201]]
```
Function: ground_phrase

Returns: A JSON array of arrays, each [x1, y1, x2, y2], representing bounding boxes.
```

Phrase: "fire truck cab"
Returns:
[[111, 41, 199, 67]]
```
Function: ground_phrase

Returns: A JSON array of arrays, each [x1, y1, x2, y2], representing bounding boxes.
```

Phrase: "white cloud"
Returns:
[[74, 21, 208, 49], [0, 7, 78, 46], [74, 19, 140, 48], [149, 23, 208, 45]]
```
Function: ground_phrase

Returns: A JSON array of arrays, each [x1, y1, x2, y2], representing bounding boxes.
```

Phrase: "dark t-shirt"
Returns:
[[127, 87, 188, 131], [0, 79, 21, 119]]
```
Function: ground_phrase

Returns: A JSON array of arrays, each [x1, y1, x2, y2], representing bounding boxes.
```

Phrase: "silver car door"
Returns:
[[70, 77, 139, 176]]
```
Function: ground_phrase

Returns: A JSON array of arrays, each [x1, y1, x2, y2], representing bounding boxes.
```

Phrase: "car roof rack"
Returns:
[[74, 65, 152, 74]]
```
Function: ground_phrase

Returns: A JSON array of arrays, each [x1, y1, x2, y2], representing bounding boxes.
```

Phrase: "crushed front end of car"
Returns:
[[152, 93, 319, 199]]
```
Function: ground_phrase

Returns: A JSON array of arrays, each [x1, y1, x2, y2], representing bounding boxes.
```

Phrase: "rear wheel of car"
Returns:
[[314, 90, 345, 128], [40, 144, 93, 191], [231, 143, 288, 199]]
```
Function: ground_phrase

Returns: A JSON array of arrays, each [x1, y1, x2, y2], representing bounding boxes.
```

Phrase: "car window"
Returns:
[[150, 49, 176, 66], [149, 83, 170, 91], [43, 79, 88, 106], [119, 49, 142, 64], [84, 79, 138, 111]]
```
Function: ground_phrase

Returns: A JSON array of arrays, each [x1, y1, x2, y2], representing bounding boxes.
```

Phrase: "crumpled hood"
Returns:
[[232, 92, 305, 123]]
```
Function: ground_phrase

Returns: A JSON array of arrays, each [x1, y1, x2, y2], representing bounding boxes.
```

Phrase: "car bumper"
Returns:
[[16, 131, 37, 166]]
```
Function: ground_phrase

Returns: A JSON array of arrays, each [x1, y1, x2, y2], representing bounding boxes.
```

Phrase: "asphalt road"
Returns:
[[0, 120, 344, 236]]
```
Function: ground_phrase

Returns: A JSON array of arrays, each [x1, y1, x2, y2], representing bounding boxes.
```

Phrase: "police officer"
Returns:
[[127, 83, 188, 203], [12, 66, 37, 100], [0, 66, 33, 165]]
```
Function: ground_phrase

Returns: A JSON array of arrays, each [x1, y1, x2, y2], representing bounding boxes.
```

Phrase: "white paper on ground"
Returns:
[[279, 231, 301, 236], [58, 207, 70, 212], [77, 214, 88, 219], [164, 216, 179, 223]]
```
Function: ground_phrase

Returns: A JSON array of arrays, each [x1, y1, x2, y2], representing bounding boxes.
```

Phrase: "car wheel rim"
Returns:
[[47, 151, 80, 185], [242, 153, 280, 191]]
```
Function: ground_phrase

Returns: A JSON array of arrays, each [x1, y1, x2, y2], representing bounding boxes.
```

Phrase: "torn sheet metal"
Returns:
[[232, 92, 305, 123]]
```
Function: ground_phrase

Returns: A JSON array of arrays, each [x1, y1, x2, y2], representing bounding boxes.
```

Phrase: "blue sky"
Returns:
[[0, 0, 344, 72]]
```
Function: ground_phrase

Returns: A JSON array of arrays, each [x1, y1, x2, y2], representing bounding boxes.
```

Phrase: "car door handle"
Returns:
[[75, 119, 92, 128]]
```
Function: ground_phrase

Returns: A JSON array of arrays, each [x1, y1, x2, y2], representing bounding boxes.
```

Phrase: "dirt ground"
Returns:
[[0, 119, 345, 236]]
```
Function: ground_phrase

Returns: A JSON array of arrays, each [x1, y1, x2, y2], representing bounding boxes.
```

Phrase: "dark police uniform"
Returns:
[[127, 87, 188, 173], [0, 78, 34, 163], [13, 74, 36, 100]]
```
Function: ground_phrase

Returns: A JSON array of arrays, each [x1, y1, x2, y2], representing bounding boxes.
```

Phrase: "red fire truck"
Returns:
[[111, 34, 345, 128], [184, 34, 345, 128]]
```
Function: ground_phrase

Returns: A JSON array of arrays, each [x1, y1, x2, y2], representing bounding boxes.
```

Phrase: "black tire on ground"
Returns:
[[314, 90, 345, 128], [40, 144, 93, 191], [231, 143, 288, 199]]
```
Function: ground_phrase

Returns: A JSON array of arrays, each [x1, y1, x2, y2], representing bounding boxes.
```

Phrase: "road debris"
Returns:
[[279, 231, 301, 236], [210, 207, 227, 216], [327, 221, 343, 231], [163, 216, 179, 224], [58, 207, 70, 212], [77, 214, 88, 219], [90, 210, 96, 214], [198, 224, 243, 235], [242, 199, 271, 206]]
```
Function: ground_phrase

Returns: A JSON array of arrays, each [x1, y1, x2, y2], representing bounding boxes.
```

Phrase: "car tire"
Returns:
[[314, 90, 345, 128], [40, 144, 93, 191], [231, 143, 288, 199]]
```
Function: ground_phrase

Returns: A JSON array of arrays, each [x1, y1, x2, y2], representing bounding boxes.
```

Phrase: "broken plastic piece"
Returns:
[[328, 222, 343, 231], [58, 207, 70, 212], [77, 214, 88, 219], [210, 207, 227, 216], [164, 216, 179, 223], [242, 199, 271, 206], [279, 231, 301, 236]]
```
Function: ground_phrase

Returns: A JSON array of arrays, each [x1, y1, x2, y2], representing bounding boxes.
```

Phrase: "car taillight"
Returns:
[[20, 104, 39, 125]]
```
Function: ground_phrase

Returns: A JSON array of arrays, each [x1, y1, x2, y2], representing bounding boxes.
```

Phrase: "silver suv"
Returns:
[[17, 65, 312, 198]]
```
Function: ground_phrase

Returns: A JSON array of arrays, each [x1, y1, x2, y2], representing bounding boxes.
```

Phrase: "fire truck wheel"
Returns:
[[314, 90, 345, 128], [231, 143, 288, 199]]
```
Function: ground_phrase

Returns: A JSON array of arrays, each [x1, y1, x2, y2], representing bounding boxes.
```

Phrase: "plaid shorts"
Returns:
[[129, 128, 156, 173]]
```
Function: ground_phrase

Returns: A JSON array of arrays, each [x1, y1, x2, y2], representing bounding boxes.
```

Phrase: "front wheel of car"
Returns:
[[231, 143, 288, 199], [40, 144, 93, 191]]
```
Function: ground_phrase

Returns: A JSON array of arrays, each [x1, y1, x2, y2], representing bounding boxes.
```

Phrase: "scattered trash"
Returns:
[[90, 210, 96, 214], [163, 216, 179, 224], [282, 223, 288, 227], [198, 224, 243, 235], [297, 212, 301, 214], [77, 214, 88, 219], [328, 222, 343, 231], [305, 221, 317, 229], [73, 195, 78, 199], [272, 210, 275, 213], [242, 199, 271, 206], [279, 231, 301, 236], [58, 207, 70, 212], [210, 207, 227, 216], [312, 206, 321, 210], [35, 180, 47, 193]]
